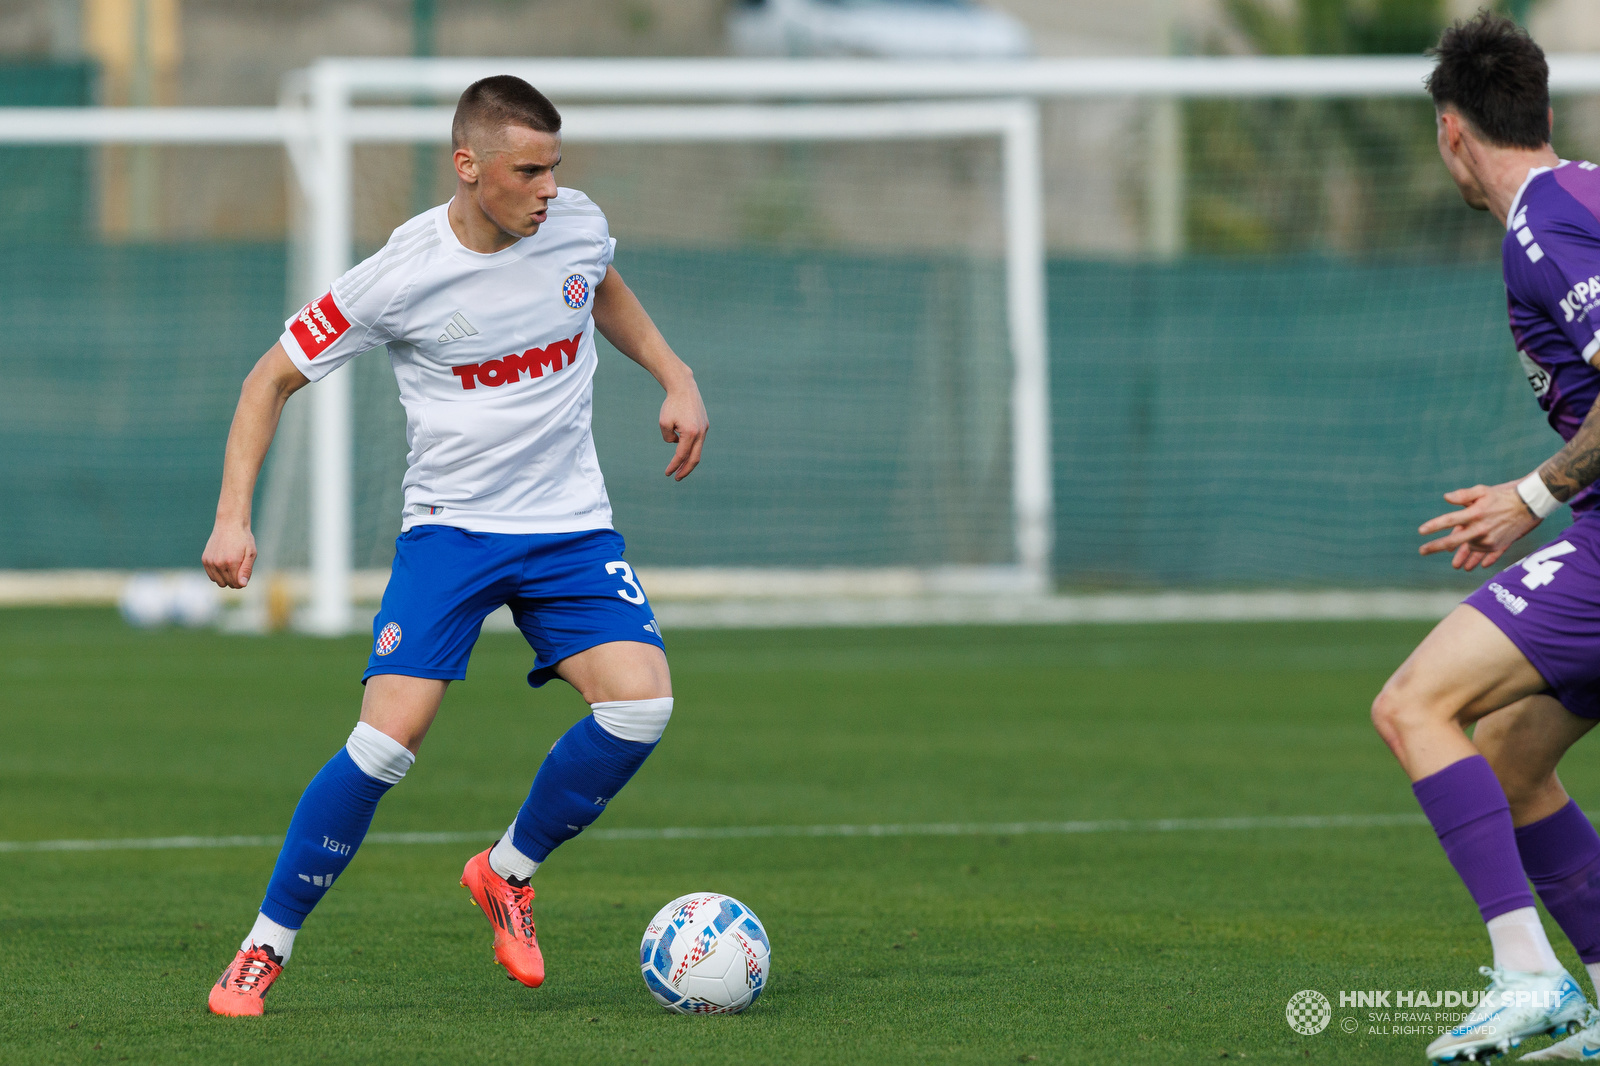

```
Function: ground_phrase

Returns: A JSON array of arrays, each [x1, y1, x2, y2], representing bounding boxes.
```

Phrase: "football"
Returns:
[[639, 893, 770, 1014]]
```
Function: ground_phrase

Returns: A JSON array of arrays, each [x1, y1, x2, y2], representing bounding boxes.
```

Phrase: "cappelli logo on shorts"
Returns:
[[1487, 582, 1529, 615]]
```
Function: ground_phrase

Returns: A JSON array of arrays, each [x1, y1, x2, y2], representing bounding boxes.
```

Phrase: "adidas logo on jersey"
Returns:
[[438, 311, 480, 343]]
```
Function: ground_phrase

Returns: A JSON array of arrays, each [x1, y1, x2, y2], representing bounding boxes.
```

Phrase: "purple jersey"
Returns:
[[1504, 161, 1600, 513]]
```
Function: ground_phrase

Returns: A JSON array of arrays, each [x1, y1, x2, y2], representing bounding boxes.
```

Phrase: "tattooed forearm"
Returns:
[[1539, 399, 1600, 501]]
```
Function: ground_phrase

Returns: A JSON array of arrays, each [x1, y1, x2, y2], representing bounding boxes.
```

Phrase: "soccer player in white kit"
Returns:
[[200, 76, 709, 1015]]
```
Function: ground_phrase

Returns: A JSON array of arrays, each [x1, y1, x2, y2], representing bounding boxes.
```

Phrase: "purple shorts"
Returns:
[[1465, 514, 1600, 719]]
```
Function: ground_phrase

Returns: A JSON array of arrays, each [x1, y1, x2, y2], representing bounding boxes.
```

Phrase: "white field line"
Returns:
[[0, 813, 1428, 854], [0, 569, 1463, 626]]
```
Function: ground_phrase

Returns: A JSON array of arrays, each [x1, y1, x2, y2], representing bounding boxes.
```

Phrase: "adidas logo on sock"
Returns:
[[438, 311, 479, 343], [297, 873, 336, 888]]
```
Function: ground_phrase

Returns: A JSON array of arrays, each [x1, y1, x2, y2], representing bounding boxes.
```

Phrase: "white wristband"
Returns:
[[1517, 472, 1562, 519]]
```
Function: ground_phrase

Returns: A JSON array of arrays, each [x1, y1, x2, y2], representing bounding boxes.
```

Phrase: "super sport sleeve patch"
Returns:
[[289, 292, 352, 360]]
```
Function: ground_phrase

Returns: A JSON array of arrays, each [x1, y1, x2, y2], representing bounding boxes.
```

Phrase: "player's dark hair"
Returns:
[[1426, 12, 1549, 149], [452, 75, 562, 151]]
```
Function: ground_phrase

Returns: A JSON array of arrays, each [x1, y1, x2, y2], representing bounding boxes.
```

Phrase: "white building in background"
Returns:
[[0, 0, 1593, 254], [727, 0, 1032, 59]]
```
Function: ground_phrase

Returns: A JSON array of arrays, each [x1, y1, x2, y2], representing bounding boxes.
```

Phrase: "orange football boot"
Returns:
[[207, 944, 284, 1016], [461, 848, 545, 987]]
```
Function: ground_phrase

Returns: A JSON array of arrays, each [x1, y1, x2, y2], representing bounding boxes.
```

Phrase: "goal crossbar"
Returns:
[[313, 54, 1600, 101]]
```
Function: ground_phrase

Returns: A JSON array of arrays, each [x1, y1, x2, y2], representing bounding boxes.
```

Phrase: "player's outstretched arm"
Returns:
[[1417, 480, 1540, 571], [592, 266, 708, 481], [201, 343, 310, 589], [1417, 399, 1600, 570]]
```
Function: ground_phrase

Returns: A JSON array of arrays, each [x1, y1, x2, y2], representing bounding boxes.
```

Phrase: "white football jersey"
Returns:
[[278, 191, 618, 535]]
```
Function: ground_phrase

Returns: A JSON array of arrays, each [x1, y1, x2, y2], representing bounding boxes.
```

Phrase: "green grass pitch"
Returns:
[[5, 608, 1599, 1065]]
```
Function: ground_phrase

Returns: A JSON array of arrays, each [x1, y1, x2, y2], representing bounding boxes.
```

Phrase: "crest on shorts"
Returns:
[[375, 621, 402, 656], [562, 274, 589, 309]]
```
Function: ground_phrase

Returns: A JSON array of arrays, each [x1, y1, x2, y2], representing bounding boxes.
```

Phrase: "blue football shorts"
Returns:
[[363, 525, 664, 689]]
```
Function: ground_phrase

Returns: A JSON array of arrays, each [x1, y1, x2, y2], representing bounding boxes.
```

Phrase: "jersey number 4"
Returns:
[[1521, 541, 1578, 590], [606, 561, 646, 604]]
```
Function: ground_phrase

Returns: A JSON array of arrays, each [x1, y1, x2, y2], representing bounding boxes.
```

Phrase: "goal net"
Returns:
[[5, 57, 1600, 627], [255, 89, 1048, 631]]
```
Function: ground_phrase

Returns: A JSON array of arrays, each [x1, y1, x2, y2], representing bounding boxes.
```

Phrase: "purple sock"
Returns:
[[1413, 755, 1535, 922], [1516, 800, 1600, 963]]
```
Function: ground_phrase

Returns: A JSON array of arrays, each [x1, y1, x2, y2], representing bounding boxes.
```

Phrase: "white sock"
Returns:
[[1487, 907, 1563, 973], [242, 912, 298, 963], [1586, 961, 1600, 996], [488, 824, 540, 882]]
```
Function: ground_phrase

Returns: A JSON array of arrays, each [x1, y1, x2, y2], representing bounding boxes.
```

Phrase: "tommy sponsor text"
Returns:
[[451, 331, 582, 390]]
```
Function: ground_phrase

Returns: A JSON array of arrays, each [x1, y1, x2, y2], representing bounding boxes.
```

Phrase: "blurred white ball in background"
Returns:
[[119, 573, 174, 628], [171, 572, 221, 628]]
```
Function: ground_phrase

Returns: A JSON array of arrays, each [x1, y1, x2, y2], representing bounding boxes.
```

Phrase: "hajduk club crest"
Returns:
[[375, 622, 402, 656], [562, 274, 589, 309]]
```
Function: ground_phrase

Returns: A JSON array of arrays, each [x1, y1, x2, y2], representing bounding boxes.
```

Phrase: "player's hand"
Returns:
[[660, 379, 708, 481], [202, 522, 258, 589], [1418, 480, 1541, 571]]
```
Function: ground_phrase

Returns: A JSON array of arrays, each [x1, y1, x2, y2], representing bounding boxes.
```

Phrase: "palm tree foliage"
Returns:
[[1181, 0, 1518, 258]]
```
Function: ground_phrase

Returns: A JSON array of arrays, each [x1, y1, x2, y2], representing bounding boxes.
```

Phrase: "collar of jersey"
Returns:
[[435, 201, 536, 266], [1505, 160, 1571, 230]]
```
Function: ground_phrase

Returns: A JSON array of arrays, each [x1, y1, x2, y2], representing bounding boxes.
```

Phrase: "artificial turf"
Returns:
[[4, 608, 1597, 1065]]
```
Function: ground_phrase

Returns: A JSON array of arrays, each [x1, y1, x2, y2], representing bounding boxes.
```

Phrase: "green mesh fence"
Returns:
[[0, 244, 284, 568], [0, 242, 1560, 587], [588, 248, 1011, 570], [1046, 258, 1562, 590], [0, 62, 94, 240]]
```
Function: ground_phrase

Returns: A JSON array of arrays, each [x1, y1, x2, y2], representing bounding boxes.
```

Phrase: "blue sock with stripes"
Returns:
[[259, 724, 414, 930], [509, 715, 657, 863]]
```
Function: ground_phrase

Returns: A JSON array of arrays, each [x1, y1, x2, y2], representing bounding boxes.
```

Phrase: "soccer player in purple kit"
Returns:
[[1371, 13, 1600, 1063]]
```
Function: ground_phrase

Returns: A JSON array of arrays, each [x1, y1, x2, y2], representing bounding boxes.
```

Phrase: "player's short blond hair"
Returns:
[[452, 75, 562, 152]]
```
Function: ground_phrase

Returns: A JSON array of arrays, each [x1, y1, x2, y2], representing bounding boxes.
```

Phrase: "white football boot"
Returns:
[[1426, 967, 1588, 1063], [1520, 1005, 1600, 1060]]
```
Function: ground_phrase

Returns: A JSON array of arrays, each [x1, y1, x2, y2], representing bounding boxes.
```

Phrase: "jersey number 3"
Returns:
[[606, 561, 646, 604]]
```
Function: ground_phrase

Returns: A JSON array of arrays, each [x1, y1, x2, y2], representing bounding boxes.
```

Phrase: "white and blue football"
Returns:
[[639, 892, 770, 1014]]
